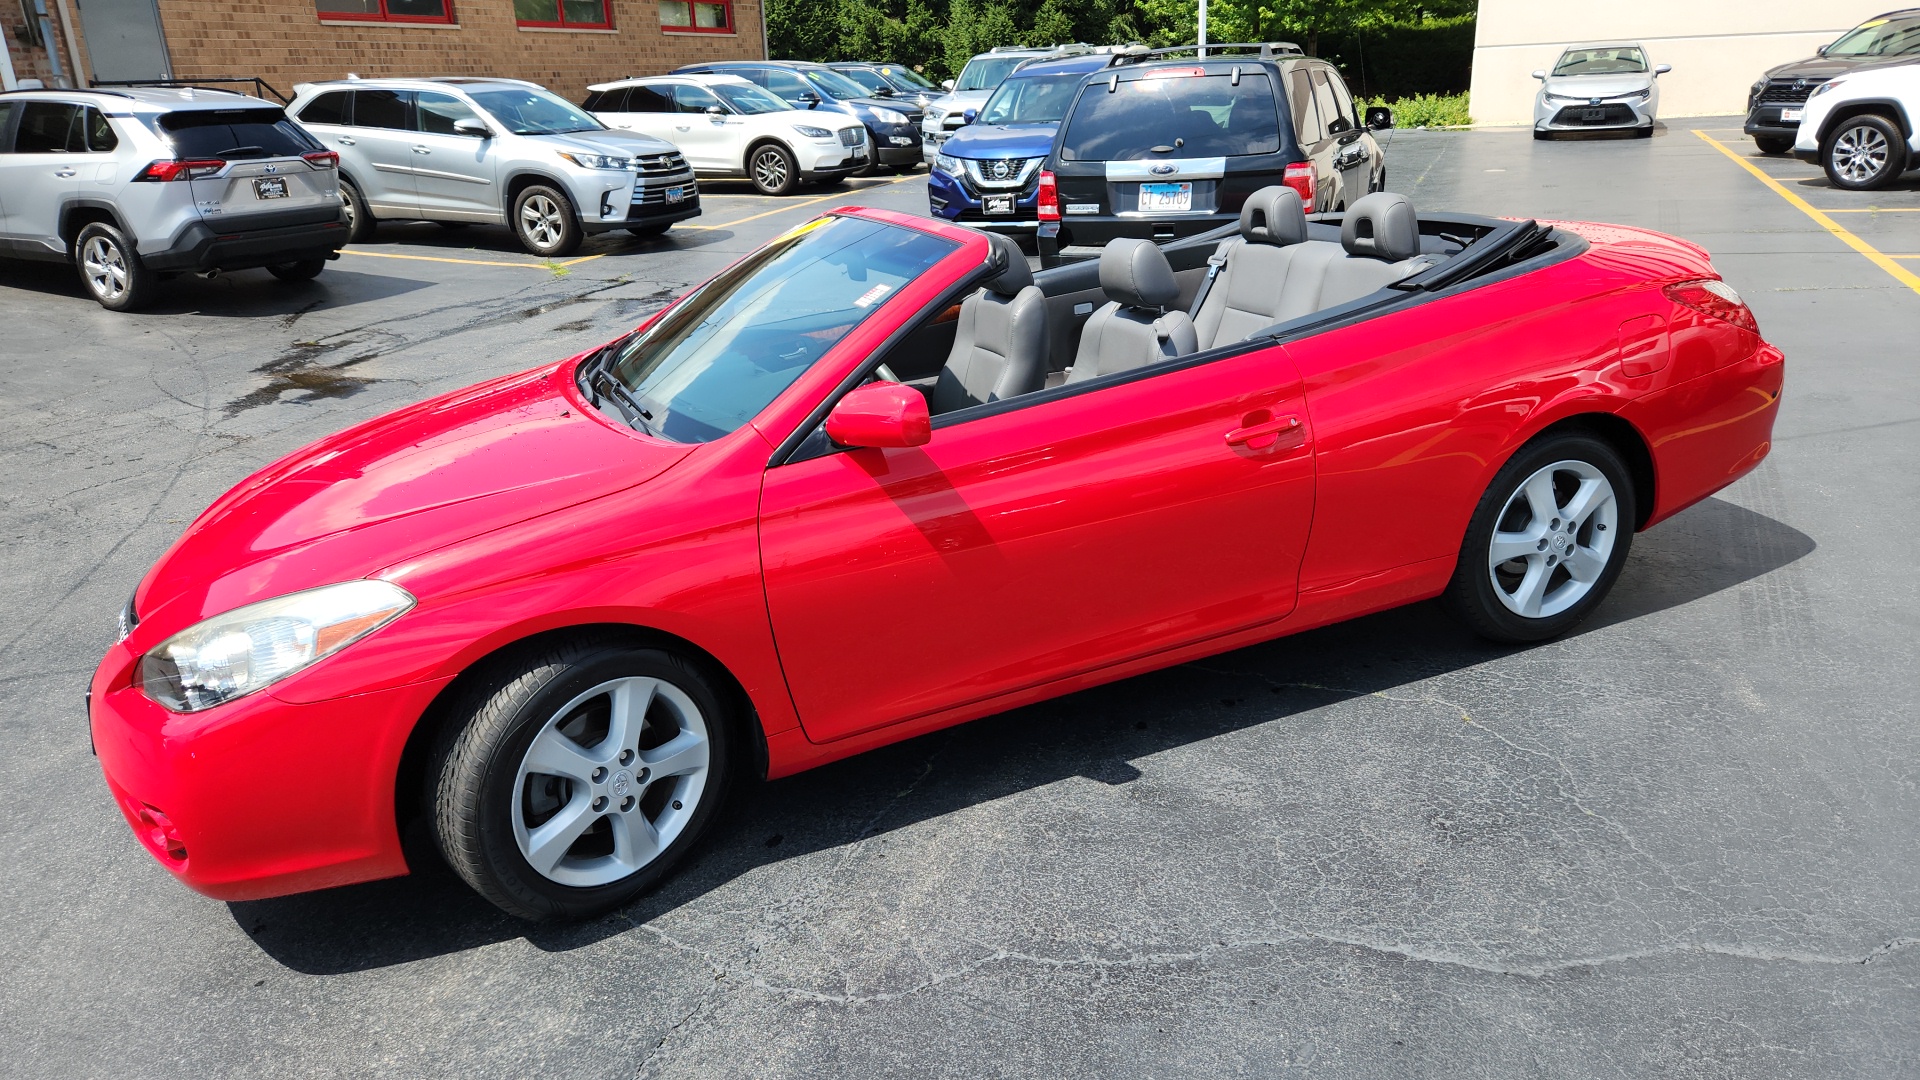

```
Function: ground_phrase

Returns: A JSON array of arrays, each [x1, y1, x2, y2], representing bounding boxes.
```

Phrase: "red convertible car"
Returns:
[[90, 190, 1783, 919]]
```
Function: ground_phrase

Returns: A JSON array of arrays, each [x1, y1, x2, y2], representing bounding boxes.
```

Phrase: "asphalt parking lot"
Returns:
[[4, 121, 1918, 1078]]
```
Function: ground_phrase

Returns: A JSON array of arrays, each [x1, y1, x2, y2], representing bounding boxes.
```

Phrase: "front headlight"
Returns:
[[138, 580, 414, 713], [935, 152, 962, 175], [792, 125, 834, 139], [1545, 93, 1585, 104], [1751, 79, 1767, 97], [871, 107, 908, 125], [558, 151, 632, 171], [1811, 79, 1844, 98]]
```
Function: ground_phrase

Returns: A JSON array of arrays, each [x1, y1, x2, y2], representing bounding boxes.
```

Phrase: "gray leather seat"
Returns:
[[1192, 188, 1430, 351], [1065, 238, 1199, 384], [929, 233, 1048, 414]]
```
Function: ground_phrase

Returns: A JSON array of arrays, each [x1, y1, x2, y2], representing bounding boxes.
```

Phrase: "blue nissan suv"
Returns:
[[927, 54, 1107, 235]]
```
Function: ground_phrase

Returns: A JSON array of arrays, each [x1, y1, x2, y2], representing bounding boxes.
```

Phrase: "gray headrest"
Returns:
[[1240, 186, 1308, 246], [1098, 237, 1179, 310], [983, 232, 1031, 296], [1341, 192, 1421, 262]]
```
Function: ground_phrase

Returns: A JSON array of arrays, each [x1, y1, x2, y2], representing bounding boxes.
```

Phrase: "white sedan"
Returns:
[[585, 74, 871, 196], [1531, 42, 1669, 139]]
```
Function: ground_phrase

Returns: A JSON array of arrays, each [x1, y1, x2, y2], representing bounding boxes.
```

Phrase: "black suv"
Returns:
[[1745, 8, 1920, 154], [671, 60, 924, 171], [1038, 43, 1390, 263]]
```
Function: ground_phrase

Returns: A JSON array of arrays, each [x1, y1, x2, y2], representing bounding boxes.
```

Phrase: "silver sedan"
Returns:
[[1532, 43, 1670, 139]]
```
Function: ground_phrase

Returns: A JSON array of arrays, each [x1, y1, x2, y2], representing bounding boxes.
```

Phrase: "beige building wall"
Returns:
[[1469, 0, 1896, 125]]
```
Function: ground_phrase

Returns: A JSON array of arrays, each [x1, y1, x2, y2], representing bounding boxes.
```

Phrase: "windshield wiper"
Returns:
[[586, 364, 659, 437]]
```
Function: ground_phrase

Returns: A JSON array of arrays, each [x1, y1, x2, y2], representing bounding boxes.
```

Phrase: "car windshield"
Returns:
[[1060, 72, 1281, 161], [597, 216, 958, 443], [1827, 14, 1920, 56], [467, 87, 605, 135], [955, 55, 1030, 92], [803, 68, 872, 100], [837, 67, 893, 95], [979, 72, 1084, 125], [882, 66, 936, 91], [1552, 48, 1649, 75], [713, 82, 791, 114]]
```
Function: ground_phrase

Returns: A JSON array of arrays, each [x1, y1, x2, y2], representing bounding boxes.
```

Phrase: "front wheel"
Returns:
[[266, 259, 325, 282], [511, 184, 583, 257], [73, 222, 154, 312], [1824, 114, 1907, 190], [430, 639, 736, 920], [1444, 433, 1636, 643], [748, 143, 799, 196], [1753, 136, 1793, 155]]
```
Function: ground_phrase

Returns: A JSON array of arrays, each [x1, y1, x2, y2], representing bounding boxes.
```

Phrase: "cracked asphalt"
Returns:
[[2, 123, 1917, 1078]]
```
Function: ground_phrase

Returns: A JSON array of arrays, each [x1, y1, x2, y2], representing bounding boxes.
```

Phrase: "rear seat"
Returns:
[[1192, 188, 1433, 351]]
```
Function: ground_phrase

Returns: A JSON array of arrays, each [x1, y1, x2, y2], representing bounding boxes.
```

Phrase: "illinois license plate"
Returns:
[[1781, 107, 1803, 122], [253, 177, 288, 200], [983, 194, 1015, 215], [1138, 182, 1191, 212], [665, 186, 687, 204]]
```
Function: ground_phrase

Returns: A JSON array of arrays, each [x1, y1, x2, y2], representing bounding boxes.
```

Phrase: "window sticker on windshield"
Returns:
[[854, 283, 894, 307], [1860, 17, 1889, 26]]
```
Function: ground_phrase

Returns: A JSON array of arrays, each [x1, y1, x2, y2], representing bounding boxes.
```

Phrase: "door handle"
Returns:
[[674, 125, 690, 131], [412, 145, 431, 154], [1224, 413, 1305, 450], [55, 168, 77, 177], [336, 136, 356, 146]]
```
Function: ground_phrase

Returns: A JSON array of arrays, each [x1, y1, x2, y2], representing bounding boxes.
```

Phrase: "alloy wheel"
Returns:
[[1486, 459, 1619, 619], [81, 236, 129, 301], [1832, 124, 1890, 184], [753, 149, 790, 191], [519, 194, 564, 248], [510, 676, 711, 888]]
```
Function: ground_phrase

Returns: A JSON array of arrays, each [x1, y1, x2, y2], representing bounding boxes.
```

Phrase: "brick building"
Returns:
[[5, 0, 763, 102]]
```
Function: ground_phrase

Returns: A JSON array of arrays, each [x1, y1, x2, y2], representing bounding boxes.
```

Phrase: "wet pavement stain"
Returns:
[[223, 344, 383, 416]]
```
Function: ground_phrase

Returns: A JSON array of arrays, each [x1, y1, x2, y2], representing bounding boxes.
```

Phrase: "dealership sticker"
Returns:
[[854, 283, 894, 307]]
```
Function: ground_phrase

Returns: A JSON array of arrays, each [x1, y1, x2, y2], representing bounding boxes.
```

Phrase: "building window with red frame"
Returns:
[[659, 0, 732, 33], [515, 0, 613, 28], [315, 0, 455, 23]]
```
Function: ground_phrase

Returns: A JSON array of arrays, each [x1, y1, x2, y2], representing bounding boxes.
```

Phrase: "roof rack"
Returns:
[[90, 77, 289, 103], [0, 86, 134, 98], [1107, 42, 1303, 66]]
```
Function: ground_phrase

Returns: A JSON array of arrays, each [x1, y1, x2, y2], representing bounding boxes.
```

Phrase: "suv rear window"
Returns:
[[1060, 72, 1282, 161], [159, 108, 318, 159]]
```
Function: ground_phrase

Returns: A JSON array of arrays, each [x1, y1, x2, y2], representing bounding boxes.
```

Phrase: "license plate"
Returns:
[[665, 186, 686, 204], [253, 177, 288, 200], [852, 150, 867, 162], [1138, 182, 1191, 212], [1781, 107, 1803, 122], [983, 194, 1015, 215], [1581, 108, 1606, 121]]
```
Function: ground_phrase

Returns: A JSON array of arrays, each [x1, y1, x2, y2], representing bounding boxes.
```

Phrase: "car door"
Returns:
[[600, 84, 678, 143], [1283, 66, 1333, 211], [0, 101, 89, 252], [1314, 67, 1372, 205], [758, 345, 1317, 745], [410, 90, 498, 220], [343, 89, 420, 216], [666, 83, 742, 172]]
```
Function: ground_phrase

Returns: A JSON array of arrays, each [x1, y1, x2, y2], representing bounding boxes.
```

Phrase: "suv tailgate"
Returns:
[[159, 107, 340, 230]]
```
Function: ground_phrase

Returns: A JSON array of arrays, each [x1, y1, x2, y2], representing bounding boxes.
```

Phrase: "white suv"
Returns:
[[0, 85, 348, 310], [289, 77, 698, 256], [1793, 63, 1920, 189], [585, 74, 869, 196]]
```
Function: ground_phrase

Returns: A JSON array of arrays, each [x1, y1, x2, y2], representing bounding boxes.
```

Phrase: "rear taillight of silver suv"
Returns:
[[133, 160, 226, 182], [301, 150, 339, 170]]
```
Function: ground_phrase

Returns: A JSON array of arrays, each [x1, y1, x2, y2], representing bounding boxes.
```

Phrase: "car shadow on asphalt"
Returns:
[[0, 260, 432, 318], [229, 496, 1814, 975]]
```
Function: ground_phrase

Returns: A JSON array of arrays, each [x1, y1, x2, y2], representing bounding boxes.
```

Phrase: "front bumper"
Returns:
[[89, 639, 448, 901], [143, 210, 349, 272], [928, 167, 1039, 231], [1744, 105, 1804, 141], [1534, 99, 1655, 132], [584, 175, 701, 233], [794, 138, 870, 177]]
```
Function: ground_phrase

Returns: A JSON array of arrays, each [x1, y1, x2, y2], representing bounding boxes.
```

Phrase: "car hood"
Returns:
[[942, 123, 1056, 158], [538, 128, 679, 156], [843, 95, 911, 114], [135, 361, 691, 627], [930, 90, 993, 115], [1541, 73, 1653, 98], [1760, 54, 1915, 81]]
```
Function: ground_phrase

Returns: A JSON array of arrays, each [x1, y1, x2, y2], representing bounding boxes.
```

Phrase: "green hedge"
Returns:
[[1320, 15, 1476, 101], [1362, 92, 1472, 129]]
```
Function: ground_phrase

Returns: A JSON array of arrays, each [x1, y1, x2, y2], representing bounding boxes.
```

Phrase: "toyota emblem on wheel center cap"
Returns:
[[609, 770, 632, 797]]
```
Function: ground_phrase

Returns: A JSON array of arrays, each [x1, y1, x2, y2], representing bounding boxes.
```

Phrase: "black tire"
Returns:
[[1753, 136, 1793, 155], [1823, 113, 1907, 190], [747, 142, 799, 196], [429, 638, 738, 921], [266, 259, 325, 282], [510, 183, 584, 257], [72, 221, 154, 312], [887, 163, 917, 175], [1532, 129, 1551, 141], [340, 179, 376, 244], [1444, 431, 1636, 644], [626, 223, 671, 238]]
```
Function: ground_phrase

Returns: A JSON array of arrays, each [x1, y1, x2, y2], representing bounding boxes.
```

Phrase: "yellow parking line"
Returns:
[[559, 254, 604, 267], [678, 173, 919, 231], [342, 249, 553, 270], [1695, 129, 1920, 298]]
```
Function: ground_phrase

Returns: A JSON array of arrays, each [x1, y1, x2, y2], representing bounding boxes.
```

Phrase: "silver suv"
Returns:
[[0, 86, 348, 311], [288, 77, 699, 257]]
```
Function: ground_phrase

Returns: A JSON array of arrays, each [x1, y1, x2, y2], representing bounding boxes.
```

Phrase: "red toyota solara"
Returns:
[[91, 190, 1783, 919]]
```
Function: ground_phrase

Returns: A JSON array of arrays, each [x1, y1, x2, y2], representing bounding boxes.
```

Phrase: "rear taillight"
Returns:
[[1037, 170, 1060, 223], [1281, 161, 1315, 208], [1665, 279, 1758, 334], [302, 150, 340, 170], [134, 159, 225, 182]]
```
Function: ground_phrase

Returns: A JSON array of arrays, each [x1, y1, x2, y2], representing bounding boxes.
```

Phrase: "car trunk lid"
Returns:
[[158, 106, 339, 230]]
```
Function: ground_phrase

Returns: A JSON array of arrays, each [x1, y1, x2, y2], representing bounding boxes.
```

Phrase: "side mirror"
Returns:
[[1531, 69, 1547, 80], [1817, 44, 1830, 56], [825, 382, 930, 449], [942, 79, 955, 91], [1326, 115, 1352, 135], [873, 86, 895, 97], [1654, 64, 1671, 75], [961, 107, 978, 125], [1364, 106, 1393, 130], [706, 104, 726, 116], [453, 117, 491, 137], [799, 92, 821, 109]]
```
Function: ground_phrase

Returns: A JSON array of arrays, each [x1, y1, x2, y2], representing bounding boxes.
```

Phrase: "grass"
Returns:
[[1362, 92, 1472, 129]]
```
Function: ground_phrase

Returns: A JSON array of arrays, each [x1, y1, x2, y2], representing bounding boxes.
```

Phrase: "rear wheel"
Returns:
[[748, 143, 799, 196], [1753, 136, 1793, 155], [511, 184, 583, 257], [1444, 432, 1636, 643], [340, 180, 376, 243], [430, 639, 737, 920], [266, 259, 325, 282], [1823, 114, 1906, 190], [73, 222, 154, 312]]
